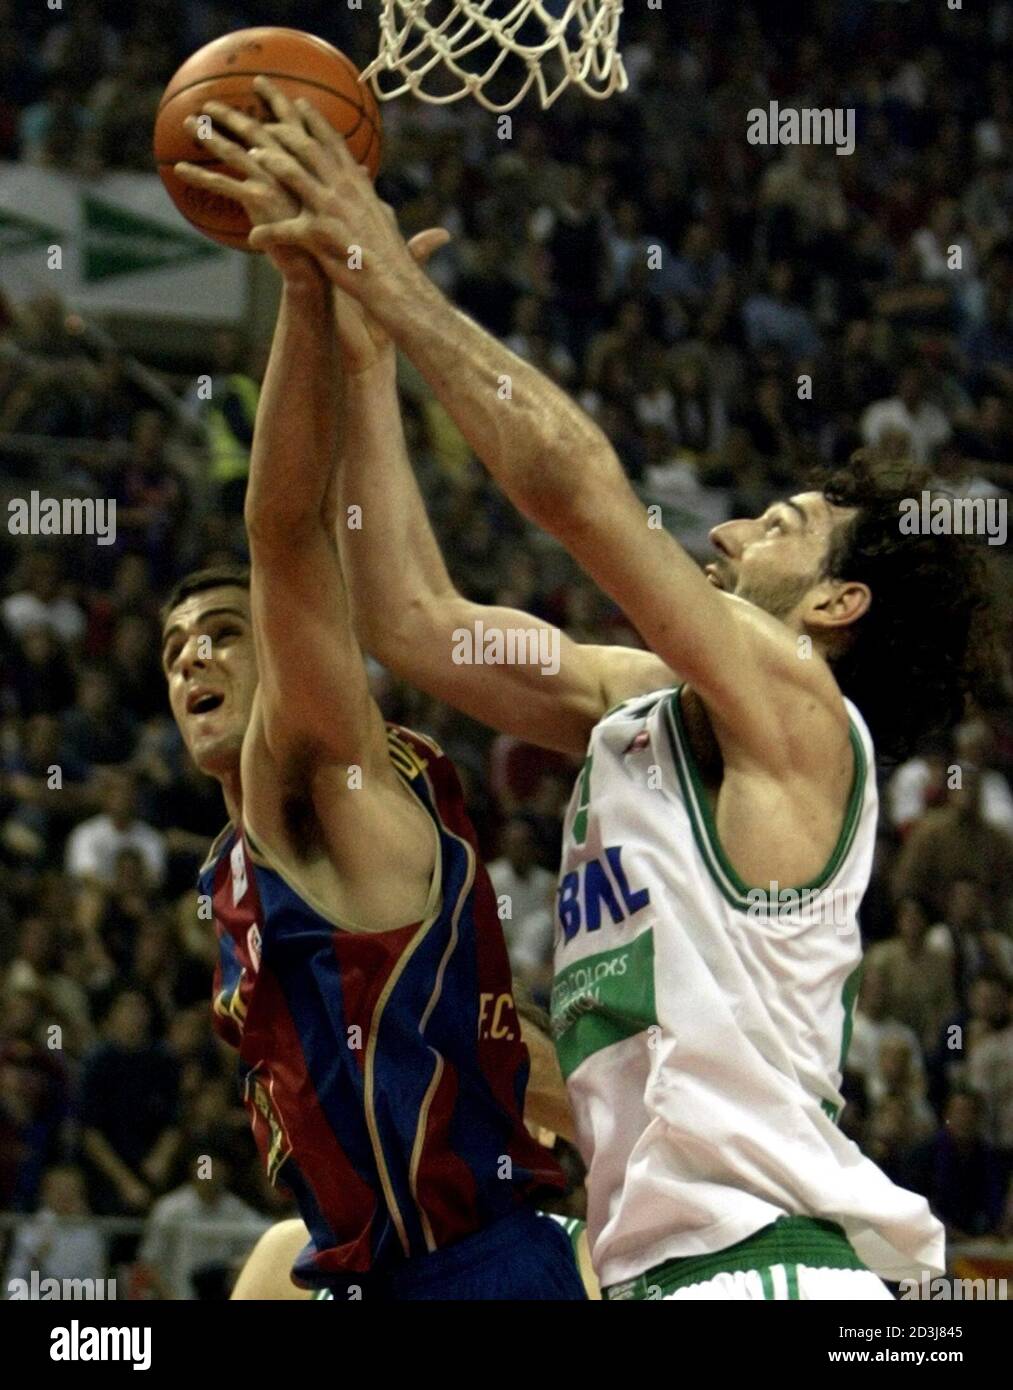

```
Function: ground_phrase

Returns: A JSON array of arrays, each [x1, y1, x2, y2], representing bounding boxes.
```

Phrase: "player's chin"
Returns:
[[191, 727, 242, 776]]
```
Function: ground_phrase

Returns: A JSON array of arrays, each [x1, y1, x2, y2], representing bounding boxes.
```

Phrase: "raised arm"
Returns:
[[329, 286, 671, 757], [250, 108, 845, 766], [173, 90, 406, 820]]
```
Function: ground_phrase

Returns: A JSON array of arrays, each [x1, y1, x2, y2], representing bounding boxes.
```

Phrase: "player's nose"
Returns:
[[709, 520, 743, 559], [178, 634, 209, 678]]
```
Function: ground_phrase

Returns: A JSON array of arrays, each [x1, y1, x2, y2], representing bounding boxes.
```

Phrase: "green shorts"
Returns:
[[603, 1215, 870, 1301]]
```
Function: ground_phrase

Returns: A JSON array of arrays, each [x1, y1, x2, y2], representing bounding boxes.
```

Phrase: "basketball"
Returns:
[[153, 27, 382, 250]]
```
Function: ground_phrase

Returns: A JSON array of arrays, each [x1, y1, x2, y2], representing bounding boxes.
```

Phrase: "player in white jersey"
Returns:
[[552, 687, 930, 1298], [215, 101, 995, 1299]]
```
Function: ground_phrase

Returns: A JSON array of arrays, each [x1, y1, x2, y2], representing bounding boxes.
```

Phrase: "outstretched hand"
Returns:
[[173, 81, 321, 286], [174, 74, 449, 333], [235, 79, 442, 305]]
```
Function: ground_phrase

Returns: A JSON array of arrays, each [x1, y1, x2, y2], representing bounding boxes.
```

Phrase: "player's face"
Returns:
[[162, 585, 258, 777], [706, 491, 853, 622]]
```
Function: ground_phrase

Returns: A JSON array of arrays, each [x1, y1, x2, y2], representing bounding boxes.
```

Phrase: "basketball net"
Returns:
[[361, 0, 627, 112]]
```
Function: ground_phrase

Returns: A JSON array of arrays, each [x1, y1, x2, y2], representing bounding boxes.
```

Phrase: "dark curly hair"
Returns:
[[819, 451, 1002, 763]]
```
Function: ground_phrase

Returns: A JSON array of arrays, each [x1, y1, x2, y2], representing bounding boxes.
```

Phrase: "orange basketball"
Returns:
[[154, 28, 382, 250]]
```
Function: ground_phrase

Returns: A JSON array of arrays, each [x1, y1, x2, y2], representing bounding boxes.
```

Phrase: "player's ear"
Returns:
[[808, 579, 870, 631]]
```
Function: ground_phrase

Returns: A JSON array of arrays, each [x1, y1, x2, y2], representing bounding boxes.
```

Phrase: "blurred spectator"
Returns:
[[78, 987, 181, 1217], [138, 1144, 268, 1300], [85, 36, 168, 172], [0, 1008, 70, 1212], [887, 721, 1013, 839], [962, 155, 1011, 255], [892, 771, 1013, 925], [860, 365, 952, 469], [903, 1090, 1008, 1239], [184, 330, 259, 515], [3, 552, 86, 646], [6, 627, 77, 719], [112, 410, 189, 572], [967, 975, 1013, 1155], [864, 1035, 936, 1139], [926, 880, 1013, 998], [3, 1163, 106, 1293], [866, 897, 956, 1051], [865, 1095, 924, 1187], [741, 262, 821, 363], [487, 819, 556, 994], [62, 665, 138, 767], [108, 613, 169, 721], [885, 744, 950, 838], [5, 918, 91, 1050], [17, 76, 95, 170], [962, 282, 1013, 397], [38, 0, 120, 82], [1, 714, 91, 865], [65, 769, 166, 890]]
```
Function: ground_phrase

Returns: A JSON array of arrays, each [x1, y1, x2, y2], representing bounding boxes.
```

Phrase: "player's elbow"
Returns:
[[359, 589, 461, 671]]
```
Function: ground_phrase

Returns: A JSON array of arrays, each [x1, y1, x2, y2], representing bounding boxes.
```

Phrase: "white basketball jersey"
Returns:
[[551, 686, 945, 1289]]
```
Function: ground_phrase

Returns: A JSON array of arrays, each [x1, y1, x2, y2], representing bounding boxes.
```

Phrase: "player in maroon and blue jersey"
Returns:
[[162, 87, 583, 1299]]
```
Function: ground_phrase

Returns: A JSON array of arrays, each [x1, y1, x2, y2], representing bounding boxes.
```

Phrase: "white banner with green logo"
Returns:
[[0, 163, 245, 321]]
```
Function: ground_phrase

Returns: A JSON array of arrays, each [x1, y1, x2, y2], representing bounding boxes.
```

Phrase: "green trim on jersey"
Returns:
[[838, 961, 863, 1071], [822, 960, 865, 1123], [663, 687, 867, 912], [551, 930, 658, 1079], [571, 754, 593, 846], [602, 1215, 866, 1300]]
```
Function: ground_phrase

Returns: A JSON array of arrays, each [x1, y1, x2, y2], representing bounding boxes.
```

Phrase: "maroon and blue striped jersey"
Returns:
[[199, 723, 565, 1281]]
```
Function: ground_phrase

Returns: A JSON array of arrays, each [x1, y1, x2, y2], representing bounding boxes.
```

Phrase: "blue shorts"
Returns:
[[316, 1208, 586, 1301]]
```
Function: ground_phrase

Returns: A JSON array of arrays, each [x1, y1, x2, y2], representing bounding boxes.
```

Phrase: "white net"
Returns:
[[361, 0, 627, 112]]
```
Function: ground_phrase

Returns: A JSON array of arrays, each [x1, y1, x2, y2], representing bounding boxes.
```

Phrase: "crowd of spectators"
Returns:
[[1, 0, 1013, 1295]]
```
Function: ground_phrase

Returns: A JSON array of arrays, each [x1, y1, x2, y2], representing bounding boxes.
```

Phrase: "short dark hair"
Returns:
[[160, 565, 250, 627], [819, 451, 1000, 763]]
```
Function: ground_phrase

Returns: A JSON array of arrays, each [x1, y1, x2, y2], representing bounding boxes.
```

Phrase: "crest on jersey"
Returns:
[[230, 839, 248, 905], [247, 924, 262, 973]]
